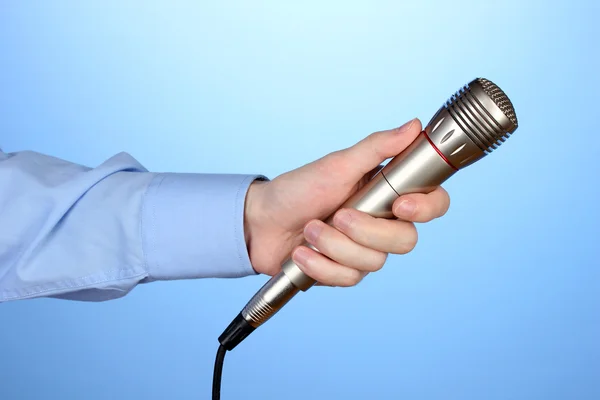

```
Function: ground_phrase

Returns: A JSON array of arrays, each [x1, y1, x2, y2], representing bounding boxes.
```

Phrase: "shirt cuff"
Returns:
[[141, 173, 268, 281]]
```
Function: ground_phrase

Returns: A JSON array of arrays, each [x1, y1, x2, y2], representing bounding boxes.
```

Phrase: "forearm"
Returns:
[[0, 149, 264, 302]]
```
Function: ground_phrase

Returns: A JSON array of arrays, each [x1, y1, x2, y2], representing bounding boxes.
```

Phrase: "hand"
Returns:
[[244, 118, 450, 287]]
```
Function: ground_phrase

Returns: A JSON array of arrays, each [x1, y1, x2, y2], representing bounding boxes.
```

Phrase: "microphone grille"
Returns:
[[444, 77, 518, 153], [477, 78, 518, 128]]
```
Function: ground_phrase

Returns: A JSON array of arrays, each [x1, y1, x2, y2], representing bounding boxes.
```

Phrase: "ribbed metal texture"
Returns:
[[243, 295, 275, 326], [445, 78, 517, 153]]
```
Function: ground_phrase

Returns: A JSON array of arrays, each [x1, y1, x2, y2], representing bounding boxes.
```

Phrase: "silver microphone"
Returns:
[[218, 77, 519, 350]]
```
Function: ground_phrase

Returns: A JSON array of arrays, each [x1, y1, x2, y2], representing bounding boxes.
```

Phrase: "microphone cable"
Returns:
[[212, 312, 256, 399], [212, 344, 227, 400]]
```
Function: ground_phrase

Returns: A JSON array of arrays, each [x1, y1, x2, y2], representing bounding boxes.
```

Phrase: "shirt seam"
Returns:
[[140, 173, 167, 280], [0, 267, 147, 301], [235, 175, 258, 276], [140, 174, 167, 280]]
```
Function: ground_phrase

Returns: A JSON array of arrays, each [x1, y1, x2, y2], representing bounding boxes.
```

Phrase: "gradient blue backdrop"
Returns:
[[1, 1, 599, 399]]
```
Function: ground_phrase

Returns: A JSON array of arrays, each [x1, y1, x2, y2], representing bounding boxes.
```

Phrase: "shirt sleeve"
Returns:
[[0, 149, 267, 302]]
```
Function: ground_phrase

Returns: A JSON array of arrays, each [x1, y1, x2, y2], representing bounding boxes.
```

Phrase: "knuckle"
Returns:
[[368, 252, 387, 272], [334, 209, 356, 231], [398, 224, 418, 254], [350, 273, 363, 286], [326, 150, 345, 164], [420, 204, 436, 222], [322, 151, 350, 175], [441, 194, 451, 216], [365, 134, 383, 160], [343, 271, 363, 287], [377, 252, 388, 269], [433, 188, 450, 218]]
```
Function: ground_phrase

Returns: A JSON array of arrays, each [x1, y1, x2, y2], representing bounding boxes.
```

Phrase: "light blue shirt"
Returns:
[[0, 149, 265, 302]]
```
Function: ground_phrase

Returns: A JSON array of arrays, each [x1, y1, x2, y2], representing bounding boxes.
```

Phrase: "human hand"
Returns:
[[243, 118, 450, 287]]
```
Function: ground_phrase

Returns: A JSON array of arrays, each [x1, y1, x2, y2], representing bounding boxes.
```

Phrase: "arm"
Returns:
[[0, 149, 265, 302]]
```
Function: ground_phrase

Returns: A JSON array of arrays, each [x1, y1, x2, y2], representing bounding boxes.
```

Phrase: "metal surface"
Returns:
[[445, 79, 518, 154], [241, 270, 299, 327], [237, 77, 519, 330], [380, 132, 457, 193]]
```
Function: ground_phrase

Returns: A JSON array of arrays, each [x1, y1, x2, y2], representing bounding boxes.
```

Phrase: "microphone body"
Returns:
[[219, 78, 518, 350]]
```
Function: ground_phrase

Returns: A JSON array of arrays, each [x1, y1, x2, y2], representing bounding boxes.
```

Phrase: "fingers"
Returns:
[[334, 118, 423, 177], [392, 186, 450, 222], [302, 220, 388, 272], [291, 209, 420, 286], [290, 186, 451, 287], [331, 209, 419, 255], [292, 246, 367, 287]]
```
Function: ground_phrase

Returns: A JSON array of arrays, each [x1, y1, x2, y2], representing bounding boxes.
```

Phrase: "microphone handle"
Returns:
[[238, 130, 457, 330]]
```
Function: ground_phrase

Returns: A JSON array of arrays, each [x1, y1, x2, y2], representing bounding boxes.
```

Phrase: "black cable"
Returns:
[[213, 313, 255, 399], [212, 344, 227, 400]]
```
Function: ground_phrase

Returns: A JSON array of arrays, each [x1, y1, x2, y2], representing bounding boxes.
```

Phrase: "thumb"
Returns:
[[340, 118, 422, 176]]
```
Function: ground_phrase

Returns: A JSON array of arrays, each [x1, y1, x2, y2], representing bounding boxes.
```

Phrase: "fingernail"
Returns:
[[304, 221, 323, 243], [334, 210, 352, 230], [397, 118, 415, 133], [293, 247, 311, 267], [395, 199, 416, 216]]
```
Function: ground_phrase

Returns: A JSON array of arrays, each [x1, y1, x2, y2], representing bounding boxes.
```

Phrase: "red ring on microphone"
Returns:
[[422, 130, 458, 171]]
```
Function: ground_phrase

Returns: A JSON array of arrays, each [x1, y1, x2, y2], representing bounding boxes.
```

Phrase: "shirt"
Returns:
[[0, 149, 266, 302]]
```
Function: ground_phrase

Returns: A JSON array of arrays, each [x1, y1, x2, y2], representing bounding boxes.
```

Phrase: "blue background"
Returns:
[[1, 1, 599, 399]]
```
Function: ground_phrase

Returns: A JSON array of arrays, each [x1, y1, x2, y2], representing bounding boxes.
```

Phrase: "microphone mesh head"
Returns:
[[445, 77, 518, 153], [477, 78, 518, 128]]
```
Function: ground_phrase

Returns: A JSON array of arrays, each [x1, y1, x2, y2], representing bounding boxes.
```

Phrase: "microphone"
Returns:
[[217, 77, 519, 351]]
